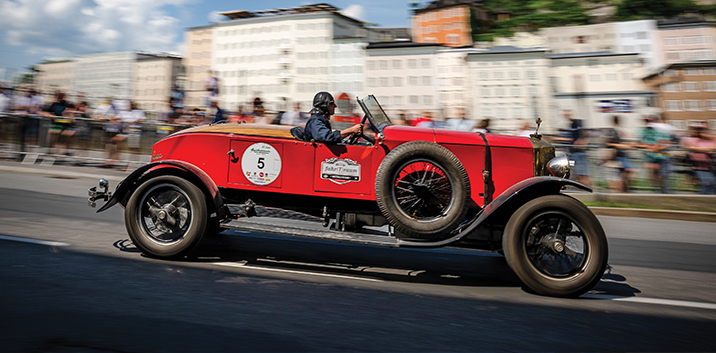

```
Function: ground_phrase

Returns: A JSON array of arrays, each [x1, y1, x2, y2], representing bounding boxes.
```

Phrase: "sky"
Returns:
[[0, 0, 414, 81]]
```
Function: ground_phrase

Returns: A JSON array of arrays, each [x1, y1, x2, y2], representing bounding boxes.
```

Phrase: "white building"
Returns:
[[134, 54, 183, 111], [540, 20, 663, 70], [74, 51, 137, 106], [365, 42, 442, 119], [213, 4, 373, 113], [436, 47, 472, 119], [183, 25, 214, 109], [465, 46, 553, 134], [548, 51, 656, 134], [35, 60, 75, 101]]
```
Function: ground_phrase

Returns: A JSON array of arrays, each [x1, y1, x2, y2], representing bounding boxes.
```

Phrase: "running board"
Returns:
[[221, 218, 401, 247]]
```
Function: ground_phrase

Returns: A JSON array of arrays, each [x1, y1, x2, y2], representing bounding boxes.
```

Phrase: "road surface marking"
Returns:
[[0, 234, 70, 247], [584, 293, 716, 310], [212, 261, 382, 282]]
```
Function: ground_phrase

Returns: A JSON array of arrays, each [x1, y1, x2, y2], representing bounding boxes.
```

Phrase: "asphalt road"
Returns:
[[1, 166, 715, 352]]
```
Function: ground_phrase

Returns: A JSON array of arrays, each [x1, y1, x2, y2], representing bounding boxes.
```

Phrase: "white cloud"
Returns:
[[207, 11, 223, 23], [0, 0, 188, 60], [341, 4, 365, 22]]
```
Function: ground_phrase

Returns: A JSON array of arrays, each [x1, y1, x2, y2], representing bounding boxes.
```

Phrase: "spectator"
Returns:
[[228, 105, 250, 124], [280, 103, 306, 126], [0, 85, 10, 113], [118, 101, 146, 154], [204, 71, 219, 107], [680, 122, 716, 194], [603, 115, 634, 193], [210, 99, 225, 124], [639, 115, 672, 193], [561, 110, 590, 187], [472, 118, 492, 134], [516, 120, 533, 137], [41, 91, 75, 157], [93, 100, 122, 167], [393, 111, 409, 126], [252, 104, 270, 124], [445, 108, 475, 131], [415, 111, 434, 128]]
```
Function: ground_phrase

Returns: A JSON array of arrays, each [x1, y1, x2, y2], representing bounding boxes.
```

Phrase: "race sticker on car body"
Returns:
[[241, 143, 282, 186], [321, 158, 361, 184]]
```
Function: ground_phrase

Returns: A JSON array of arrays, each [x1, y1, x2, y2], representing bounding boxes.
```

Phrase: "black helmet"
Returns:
[[309, 91, 334, 116]]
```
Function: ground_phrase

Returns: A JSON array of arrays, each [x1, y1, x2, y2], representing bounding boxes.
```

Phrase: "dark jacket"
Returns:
[[304, 113, 341, 143]]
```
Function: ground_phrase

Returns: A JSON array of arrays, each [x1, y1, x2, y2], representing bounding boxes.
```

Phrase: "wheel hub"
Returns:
[[539, 234, 565, 254]]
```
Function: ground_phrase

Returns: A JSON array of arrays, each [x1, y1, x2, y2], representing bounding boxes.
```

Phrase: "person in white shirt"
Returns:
[[280, 103, 305, 126], [445, 108, 476, 132]]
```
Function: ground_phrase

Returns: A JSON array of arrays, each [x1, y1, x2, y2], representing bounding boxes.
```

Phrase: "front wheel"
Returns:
[[502, 195, 608, 297], [125, 175, 208, 258]]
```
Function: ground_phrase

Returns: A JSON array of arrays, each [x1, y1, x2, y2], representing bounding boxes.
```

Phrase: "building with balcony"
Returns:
[[643, 59, 716, 130], [656, 17, 716, 66]]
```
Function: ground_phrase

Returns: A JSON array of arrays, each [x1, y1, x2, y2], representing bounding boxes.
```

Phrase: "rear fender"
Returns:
[[97, 160, 226, 219]]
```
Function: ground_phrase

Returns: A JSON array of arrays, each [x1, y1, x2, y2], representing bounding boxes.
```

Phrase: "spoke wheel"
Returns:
[[376, 141, 469, 240], [126, 175, 207, 258], [394, 160, 452, 220], [503, 195, 608, 297]]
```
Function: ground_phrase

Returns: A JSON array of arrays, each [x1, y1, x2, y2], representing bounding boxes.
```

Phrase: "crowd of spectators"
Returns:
[[1, 84, 714, 193]]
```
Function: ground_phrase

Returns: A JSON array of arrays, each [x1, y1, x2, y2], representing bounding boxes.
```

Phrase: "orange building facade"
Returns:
[[412, 5, 475, 47]]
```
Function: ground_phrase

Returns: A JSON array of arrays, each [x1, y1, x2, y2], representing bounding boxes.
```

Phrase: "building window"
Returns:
[[590, 74, 601, 82], [685, 100, 701, 111], [393, 96, 403, 105], [422, 76, 431, 85], [409, 76, 418, 86], [421, 58, 431, 68], [707, 99, 716, 111], [704, 81, 716, 91], [392, 60, 402, 69], [479, 71, 489, 80], [409, 95, 419, 104], [408, 59, 417, 68], [606, 73, 617, 81], [423, 95, 432, 105], [393, 77, 403, 86], [379, 60, 388, 69], [682, 81, 699, 92], [664, 100, 682, 111], [480, 86, 490, 97], [662, 82, 679, 92]]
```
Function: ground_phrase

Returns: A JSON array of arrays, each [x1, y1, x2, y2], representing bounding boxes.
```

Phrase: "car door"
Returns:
[[313, 143, 373, 195]]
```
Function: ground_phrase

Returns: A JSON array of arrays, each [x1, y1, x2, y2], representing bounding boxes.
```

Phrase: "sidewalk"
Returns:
[[1, 151, 715, 223]]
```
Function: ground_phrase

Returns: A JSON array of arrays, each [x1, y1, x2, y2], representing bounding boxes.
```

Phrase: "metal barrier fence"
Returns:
[[0, 112, 189, 167], [0, 112, 707, 194]]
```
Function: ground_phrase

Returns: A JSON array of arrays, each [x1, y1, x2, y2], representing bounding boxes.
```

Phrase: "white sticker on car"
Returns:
[[321, 158, 361, 185], [241, 143, 281, 186]]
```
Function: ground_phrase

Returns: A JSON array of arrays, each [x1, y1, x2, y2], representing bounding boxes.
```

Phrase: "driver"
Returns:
[[304, 92, 362, 143]]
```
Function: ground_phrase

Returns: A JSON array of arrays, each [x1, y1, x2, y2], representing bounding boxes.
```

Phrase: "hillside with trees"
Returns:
[[474, 0, 716, 41]]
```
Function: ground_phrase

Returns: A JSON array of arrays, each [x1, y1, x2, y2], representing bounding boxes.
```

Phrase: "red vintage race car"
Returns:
[[89, 95, 608, 297]]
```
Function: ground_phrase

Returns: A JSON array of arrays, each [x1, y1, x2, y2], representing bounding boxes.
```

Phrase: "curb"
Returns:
[[589, 207, 716, 223]]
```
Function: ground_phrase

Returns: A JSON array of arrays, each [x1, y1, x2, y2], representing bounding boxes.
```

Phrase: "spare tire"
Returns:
[[375, 141, 470, 240]]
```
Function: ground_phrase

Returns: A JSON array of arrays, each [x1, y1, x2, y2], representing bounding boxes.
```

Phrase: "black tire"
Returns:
[[502, 195, 608, 297], [125, 175, 208, 258], [375, 141, 469, 240]]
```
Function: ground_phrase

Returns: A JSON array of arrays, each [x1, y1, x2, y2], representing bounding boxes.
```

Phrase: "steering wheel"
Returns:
[[347, 114, 373, 145]]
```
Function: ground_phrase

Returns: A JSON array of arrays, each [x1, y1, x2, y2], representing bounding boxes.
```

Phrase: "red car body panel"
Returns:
[[151, 123, 536, 207]]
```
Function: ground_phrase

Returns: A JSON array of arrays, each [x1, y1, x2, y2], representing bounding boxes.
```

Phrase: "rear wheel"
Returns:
[[125, 175, 208, 258], [502, 195, 608, 297]]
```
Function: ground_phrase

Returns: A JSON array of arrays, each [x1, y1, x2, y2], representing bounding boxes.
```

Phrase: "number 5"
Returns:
[[257, 157, 265, 169]]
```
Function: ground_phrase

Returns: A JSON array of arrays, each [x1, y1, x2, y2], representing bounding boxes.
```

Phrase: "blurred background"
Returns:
[[1, 0, 716, 194]]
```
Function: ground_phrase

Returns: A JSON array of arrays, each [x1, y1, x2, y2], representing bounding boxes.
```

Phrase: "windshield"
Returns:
[[358, 95, 392, 130]]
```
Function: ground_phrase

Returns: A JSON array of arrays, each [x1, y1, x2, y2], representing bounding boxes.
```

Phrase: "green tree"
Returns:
[[479, 0, 589, 40], [614, 0, 699, 21]]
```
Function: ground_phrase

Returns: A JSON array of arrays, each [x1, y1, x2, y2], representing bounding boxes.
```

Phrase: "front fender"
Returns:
[[96, 160, 226, 219], [473, 176, 590, 228], [398, 176, 590, 247]]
